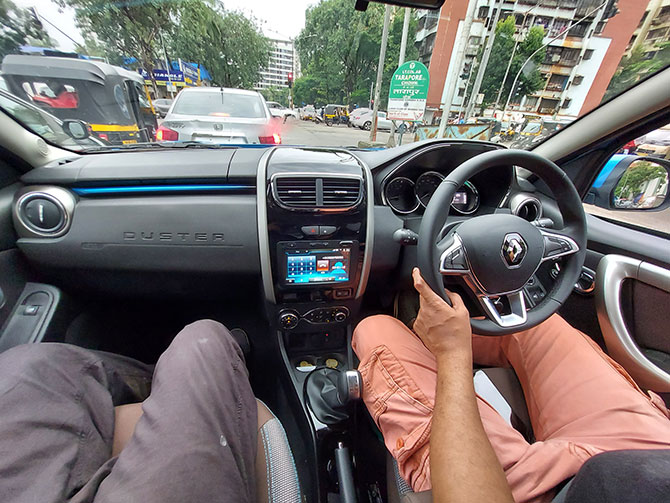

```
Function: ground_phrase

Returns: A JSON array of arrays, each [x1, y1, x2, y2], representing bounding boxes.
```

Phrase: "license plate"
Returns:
[[122, 140, 138, 144]]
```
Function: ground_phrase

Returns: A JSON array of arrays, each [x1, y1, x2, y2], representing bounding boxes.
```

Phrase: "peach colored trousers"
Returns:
[[352, 314, 670, 503]]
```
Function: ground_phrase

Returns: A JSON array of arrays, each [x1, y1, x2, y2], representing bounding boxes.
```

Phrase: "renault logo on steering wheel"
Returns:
[[502, 233, 527, 268]]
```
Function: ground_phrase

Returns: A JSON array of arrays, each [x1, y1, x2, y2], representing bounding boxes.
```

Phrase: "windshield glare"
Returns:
[[171, 91, 267, 118], [0, 0, 668, 151]]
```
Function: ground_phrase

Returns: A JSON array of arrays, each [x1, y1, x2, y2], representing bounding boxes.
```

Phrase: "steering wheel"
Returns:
[[417, 149, 587, 336]]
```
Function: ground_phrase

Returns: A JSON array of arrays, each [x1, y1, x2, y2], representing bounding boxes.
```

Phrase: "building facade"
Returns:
[[626, 0, 670, 58], [418, 0, 647, 120], [255, 31, 297, 91]]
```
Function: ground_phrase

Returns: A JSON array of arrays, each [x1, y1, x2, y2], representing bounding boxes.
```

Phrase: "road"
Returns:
[[279, 118, 416, 148]]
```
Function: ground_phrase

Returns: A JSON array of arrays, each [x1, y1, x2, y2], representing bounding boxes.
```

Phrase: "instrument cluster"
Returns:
[[383, 171, 480, 215]]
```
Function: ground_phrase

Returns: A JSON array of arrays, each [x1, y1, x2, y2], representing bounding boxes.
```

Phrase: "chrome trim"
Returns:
[[302, 306, 350, 324], [269, 172, 364, 212], [343, 370, 362, 401], [13, 186, 76, 238], [381, 176, 420, 214], [595, 254, 670, 392], [509, 193, 542, 221], [500, 232, 527, 270], [438, 234, 470, 275], [480, 291, 528, 328], [415, 171, 444, 208], [256, 148, 277, 304], [349, 152, 375, 300]]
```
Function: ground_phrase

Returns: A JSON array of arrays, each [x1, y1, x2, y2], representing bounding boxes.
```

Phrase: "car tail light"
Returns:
[[259, 133, 281, 144], [156, 126, 179, 141], [98, 133, 109, 141]]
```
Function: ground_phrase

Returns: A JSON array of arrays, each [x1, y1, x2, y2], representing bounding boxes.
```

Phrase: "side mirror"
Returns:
[[586, 155, 669, 211], [62, 119, 90, 140]]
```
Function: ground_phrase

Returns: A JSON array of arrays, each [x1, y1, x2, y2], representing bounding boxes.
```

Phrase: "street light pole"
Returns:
[[370, 5, 391, 143], [503, 0, 609, 114], [389, 8, 412, 148], [463, 0, 502, 122]]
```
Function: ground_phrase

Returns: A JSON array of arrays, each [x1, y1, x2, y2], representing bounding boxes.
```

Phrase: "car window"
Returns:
[[171, 91, 267, 118], [0, 0, 668, 151], [584, 123, 670, 236], [0, 93, 62, 140]]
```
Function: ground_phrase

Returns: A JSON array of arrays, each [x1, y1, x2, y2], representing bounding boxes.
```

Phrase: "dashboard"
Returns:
[[9, 140, 538, 311]]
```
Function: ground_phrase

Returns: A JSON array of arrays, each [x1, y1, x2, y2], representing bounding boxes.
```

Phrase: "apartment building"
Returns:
[[255, 31, 297, 90], [418, 0, 646, 119], [626, 0, 670, 58]]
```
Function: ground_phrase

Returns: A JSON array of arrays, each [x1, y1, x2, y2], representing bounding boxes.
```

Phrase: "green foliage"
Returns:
[[259, 86, 290, 105], [296, 0, 417, 107], [604, 43, 670, 102], [58, 0, 178, 77], [59, 0, 268, 89], [169, 1, 270, 88], [0, 0, 54, 59], [473, 17, 546, 110]]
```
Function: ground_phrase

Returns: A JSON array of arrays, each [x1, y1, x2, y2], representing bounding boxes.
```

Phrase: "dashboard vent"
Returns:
[[274, 177, 317, 208], [322, 178, 362, 207]]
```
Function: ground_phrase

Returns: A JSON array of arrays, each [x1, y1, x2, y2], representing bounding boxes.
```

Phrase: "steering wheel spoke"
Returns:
[[438, 234, 469, 276], [540, 229, 579, 262], [479, 291, 528, 328]]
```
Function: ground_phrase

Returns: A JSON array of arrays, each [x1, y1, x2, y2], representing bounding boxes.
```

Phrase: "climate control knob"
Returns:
[[334, 310, 348, 323], [279, 310, 300, 330]]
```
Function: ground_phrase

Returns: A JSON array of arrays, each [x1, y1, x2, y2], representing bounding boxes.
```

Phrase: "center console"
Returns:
[[257, 147, 374, 501]]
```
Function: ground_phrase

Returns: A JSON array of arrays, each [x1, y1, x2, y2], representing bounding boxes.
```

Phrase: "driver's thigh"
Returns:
[[353, 315, 532, 493], [497, 314, 670, 447]]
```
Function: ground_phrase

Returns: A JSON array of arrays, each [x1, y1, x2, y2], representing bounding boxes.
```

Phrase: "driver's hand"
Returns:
[[412, 268, 472, 361]]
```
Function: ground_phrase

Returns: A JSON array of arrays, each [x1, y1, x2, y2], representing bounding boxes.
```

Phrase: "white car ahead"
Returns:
[[266, 101, 298, 121], [352, 110, 392, 131]]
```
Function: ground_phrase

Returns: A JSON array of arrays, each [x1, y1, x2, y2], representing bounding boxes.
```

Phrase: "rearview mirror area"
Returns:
[[612, 160, 668, 210], [62, 119, 90, 140], [586, 155, 670, 212], [355, 0, 444, 12]]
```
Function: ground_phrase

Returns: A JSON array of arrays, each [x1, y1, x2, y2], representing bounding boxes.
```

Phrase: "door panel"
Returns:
[[595, 254, 670, 393]]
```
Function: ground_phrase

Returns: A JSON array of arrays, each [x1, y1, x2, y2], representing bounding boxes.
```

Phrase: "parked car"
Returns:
[[156, 87, 280, 144], [348, 107, 370, 127], [152, 98, 173, 118], [266, 101, 298, 121], [351, 110, 392, 130]]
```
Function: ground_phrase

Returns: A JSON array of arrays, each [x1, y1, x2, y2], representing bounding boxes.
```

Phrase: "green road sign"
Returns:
[[387, 61, 429, 121]]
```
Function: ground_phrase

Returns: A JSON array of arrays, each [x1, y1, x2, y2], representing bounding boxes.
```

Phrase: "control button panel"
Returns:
[[303, 306, 349, 324]]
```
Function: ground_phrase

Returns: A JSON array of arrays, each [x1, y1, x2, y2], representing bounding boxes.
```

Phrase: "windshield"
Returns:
[[0, 0, 668, 151]]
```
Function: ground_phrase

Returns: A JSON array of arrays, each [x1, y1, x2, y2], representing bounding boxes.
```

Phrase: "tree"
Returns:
[[1, 0, 54, 59], [296, 0, 385, 104], [614, 160, 667, 200], [58, 0, 180, 88], [604, 43, 670, 102], [471, 16, 546, 110], [259, 86, 290, 105], [169, 1, 270, 88]]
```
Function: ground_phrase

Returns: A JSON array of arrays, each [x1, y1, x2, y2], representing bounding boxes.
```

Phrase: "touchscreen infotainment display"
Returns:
[[284, 247, 350, 284]]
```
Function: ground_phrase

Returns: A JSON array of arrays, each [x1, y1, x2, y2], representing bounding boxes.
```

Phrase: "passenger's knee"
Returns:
[[165, 319, 240, 367], [353, 315, 404, 360]]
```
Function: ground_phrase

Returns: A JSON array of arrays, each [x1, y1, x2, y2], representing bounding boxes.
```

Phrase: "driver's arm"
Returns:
[[412, 268, 513, 503]]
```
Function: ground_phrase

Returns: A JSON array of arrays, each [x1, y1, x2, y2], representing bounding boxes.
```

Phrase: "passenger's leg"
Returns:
[[0, 343, 152, 503], [80, 320, 257, 503]]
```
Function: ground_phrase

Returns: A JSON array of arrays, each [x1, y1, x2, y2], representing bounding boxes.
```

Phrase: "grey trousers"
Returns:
[[0, 320, 257, 503]]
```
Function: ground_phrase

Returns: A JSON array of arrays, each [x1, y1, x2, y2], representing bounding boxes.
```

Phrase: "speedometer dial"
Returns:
[[384, 177, 419, 214], [415, 171, 444, 207]]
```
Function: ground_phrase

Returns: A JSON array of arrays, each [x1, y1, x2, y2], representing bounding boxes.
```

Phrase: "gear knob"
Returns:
[[337, 370, 361, 403]]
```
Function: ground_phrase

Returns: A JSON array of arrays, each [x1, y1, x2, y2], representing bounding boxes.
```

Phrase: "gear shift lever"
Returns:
[[305, 368, 361, 425]]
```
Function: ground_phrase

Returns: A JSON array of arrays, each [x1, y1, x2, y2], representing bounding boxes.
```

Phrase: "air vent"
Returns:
[[322, 178, 362, 208], [509, 193, 542, 222], [274, 177, 317, 208]]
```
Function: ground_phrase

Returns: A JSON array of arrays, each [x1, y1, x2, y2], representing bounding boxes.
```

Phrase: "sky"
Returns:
[[14, 0, 317, 52]]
